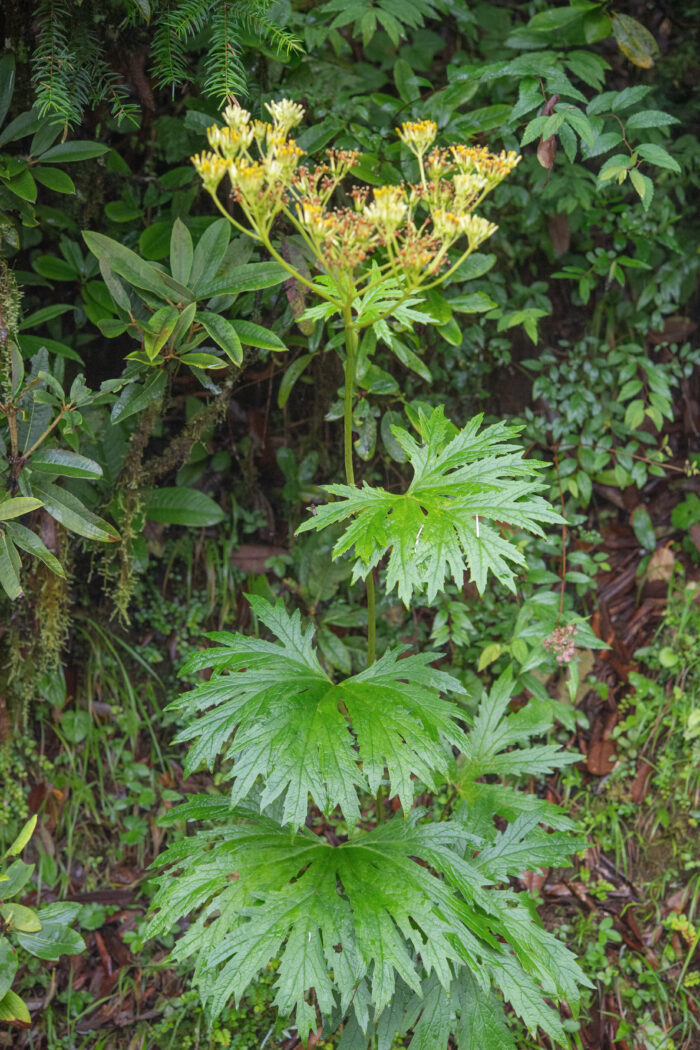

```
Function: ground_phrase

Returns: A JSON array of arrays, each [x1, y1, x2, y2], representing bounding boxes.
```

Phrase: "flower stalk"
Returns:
[[191, 101, 520, 669]]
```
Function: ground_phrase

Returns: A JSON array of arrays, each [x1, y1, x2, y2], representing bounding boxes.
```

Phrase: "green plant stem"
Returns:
[[342, 308, 357, 487], [342, 306, 377, 670], [366, 571, 376, 666]]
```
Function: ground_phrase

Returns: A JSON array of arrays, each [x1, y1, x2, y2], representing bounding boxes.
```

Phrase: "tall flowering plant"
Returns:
[[143, 102, 589, 1049]]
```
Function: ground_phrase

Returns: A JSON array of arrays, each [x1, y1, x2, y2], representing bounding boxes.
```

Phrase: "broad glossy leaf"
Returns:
[[199, 262, 287, 298], [0, 861, 34, 899], [298, 407, 563, 603], [6, 170, 36, 203], [16, 922, 85, 961], [83, 232, 190, 302], [232, 319, 286, 351], [39, 141, 110, 163], [189, 219, 231, 292], [145, 487, 225, 527], [174, 597, 466, 827], [0, 109, 42, 149], [33, 166, 76, 194], [30, 481, 119, 542], [30, 449, 102, 479]]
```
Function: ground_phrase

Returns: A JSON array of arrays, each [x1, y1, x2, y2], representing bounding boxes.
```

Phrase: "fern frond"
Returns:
[[151, 0, 190, 88], [237, 11, 303, 57], [203, 1, 247, 102], [32, 0, 83, 126], [169, 0, 211, 38]]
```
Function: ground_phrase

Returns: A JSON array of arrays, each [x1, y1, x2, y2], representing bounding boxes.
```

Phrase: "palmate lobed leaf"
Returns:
[[297, 406, 564, 605], [173, 596, 466, 827], [144, 809, 588, 1044]]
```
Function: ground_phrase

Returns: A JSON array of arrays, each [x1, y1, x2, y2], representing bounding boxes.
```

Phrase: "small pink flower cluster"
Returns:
[[543, 623, 578, 664]]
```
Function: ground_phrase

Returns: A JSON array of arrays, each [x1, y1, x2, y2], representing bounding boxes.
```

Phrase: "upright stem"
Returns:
[[342, 304, 376, 669], [366, 572, 376, 666], [342, 307, 357, 488]]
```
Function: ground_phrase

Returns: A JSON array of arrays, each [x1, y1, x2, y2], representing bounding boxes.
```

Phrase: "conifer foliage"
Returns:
[[142, 102, 590, 1047]]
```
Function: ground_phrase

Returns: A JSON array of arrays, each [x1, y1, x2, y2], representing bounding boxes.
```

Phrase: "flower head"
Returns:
[[221, 104, 251, 133], [543, 624, 578, 665], [396, 120, 438, 155], [191, 151, 228, 191], [207, 123, 254, 158], [460, 214, 498, 249], [364, 185, 408, 236], [265, 98, 305, 135]]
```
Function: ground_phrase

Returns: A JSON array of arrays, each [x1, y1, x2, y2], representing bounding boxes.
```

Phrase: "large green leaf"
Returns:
[[174, 597, 466, 828], [0, 861, 34, 900], [30, 481, 119, 542], [29, 449, 103, 479], [170, 218, 194, 286], [144, 807, 585, 1043], [0, 904, 41, 933], [232, 319, 286, 352], [111, 371, 167, 424], [145, 487, 225, 527], [298, 406, 563, 604]]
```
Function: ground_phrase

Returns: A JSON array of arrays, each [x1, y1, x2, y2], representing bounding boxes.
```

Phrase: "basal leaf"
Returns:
[[145, 811, 586, 1043]]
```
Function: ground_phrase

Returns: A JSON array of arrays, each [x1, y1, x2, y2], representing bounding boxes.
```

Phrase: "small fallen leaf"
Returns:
[[646, 546, 675, 583]]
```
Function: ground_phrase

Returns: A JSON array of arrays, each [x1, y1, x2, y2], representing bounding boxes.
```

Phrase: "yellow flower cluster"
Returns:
[[451, 144, 521, 185], [432, 211, 498, 249], [190, 99, 520, 285], [396, 120, 438, 155]]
